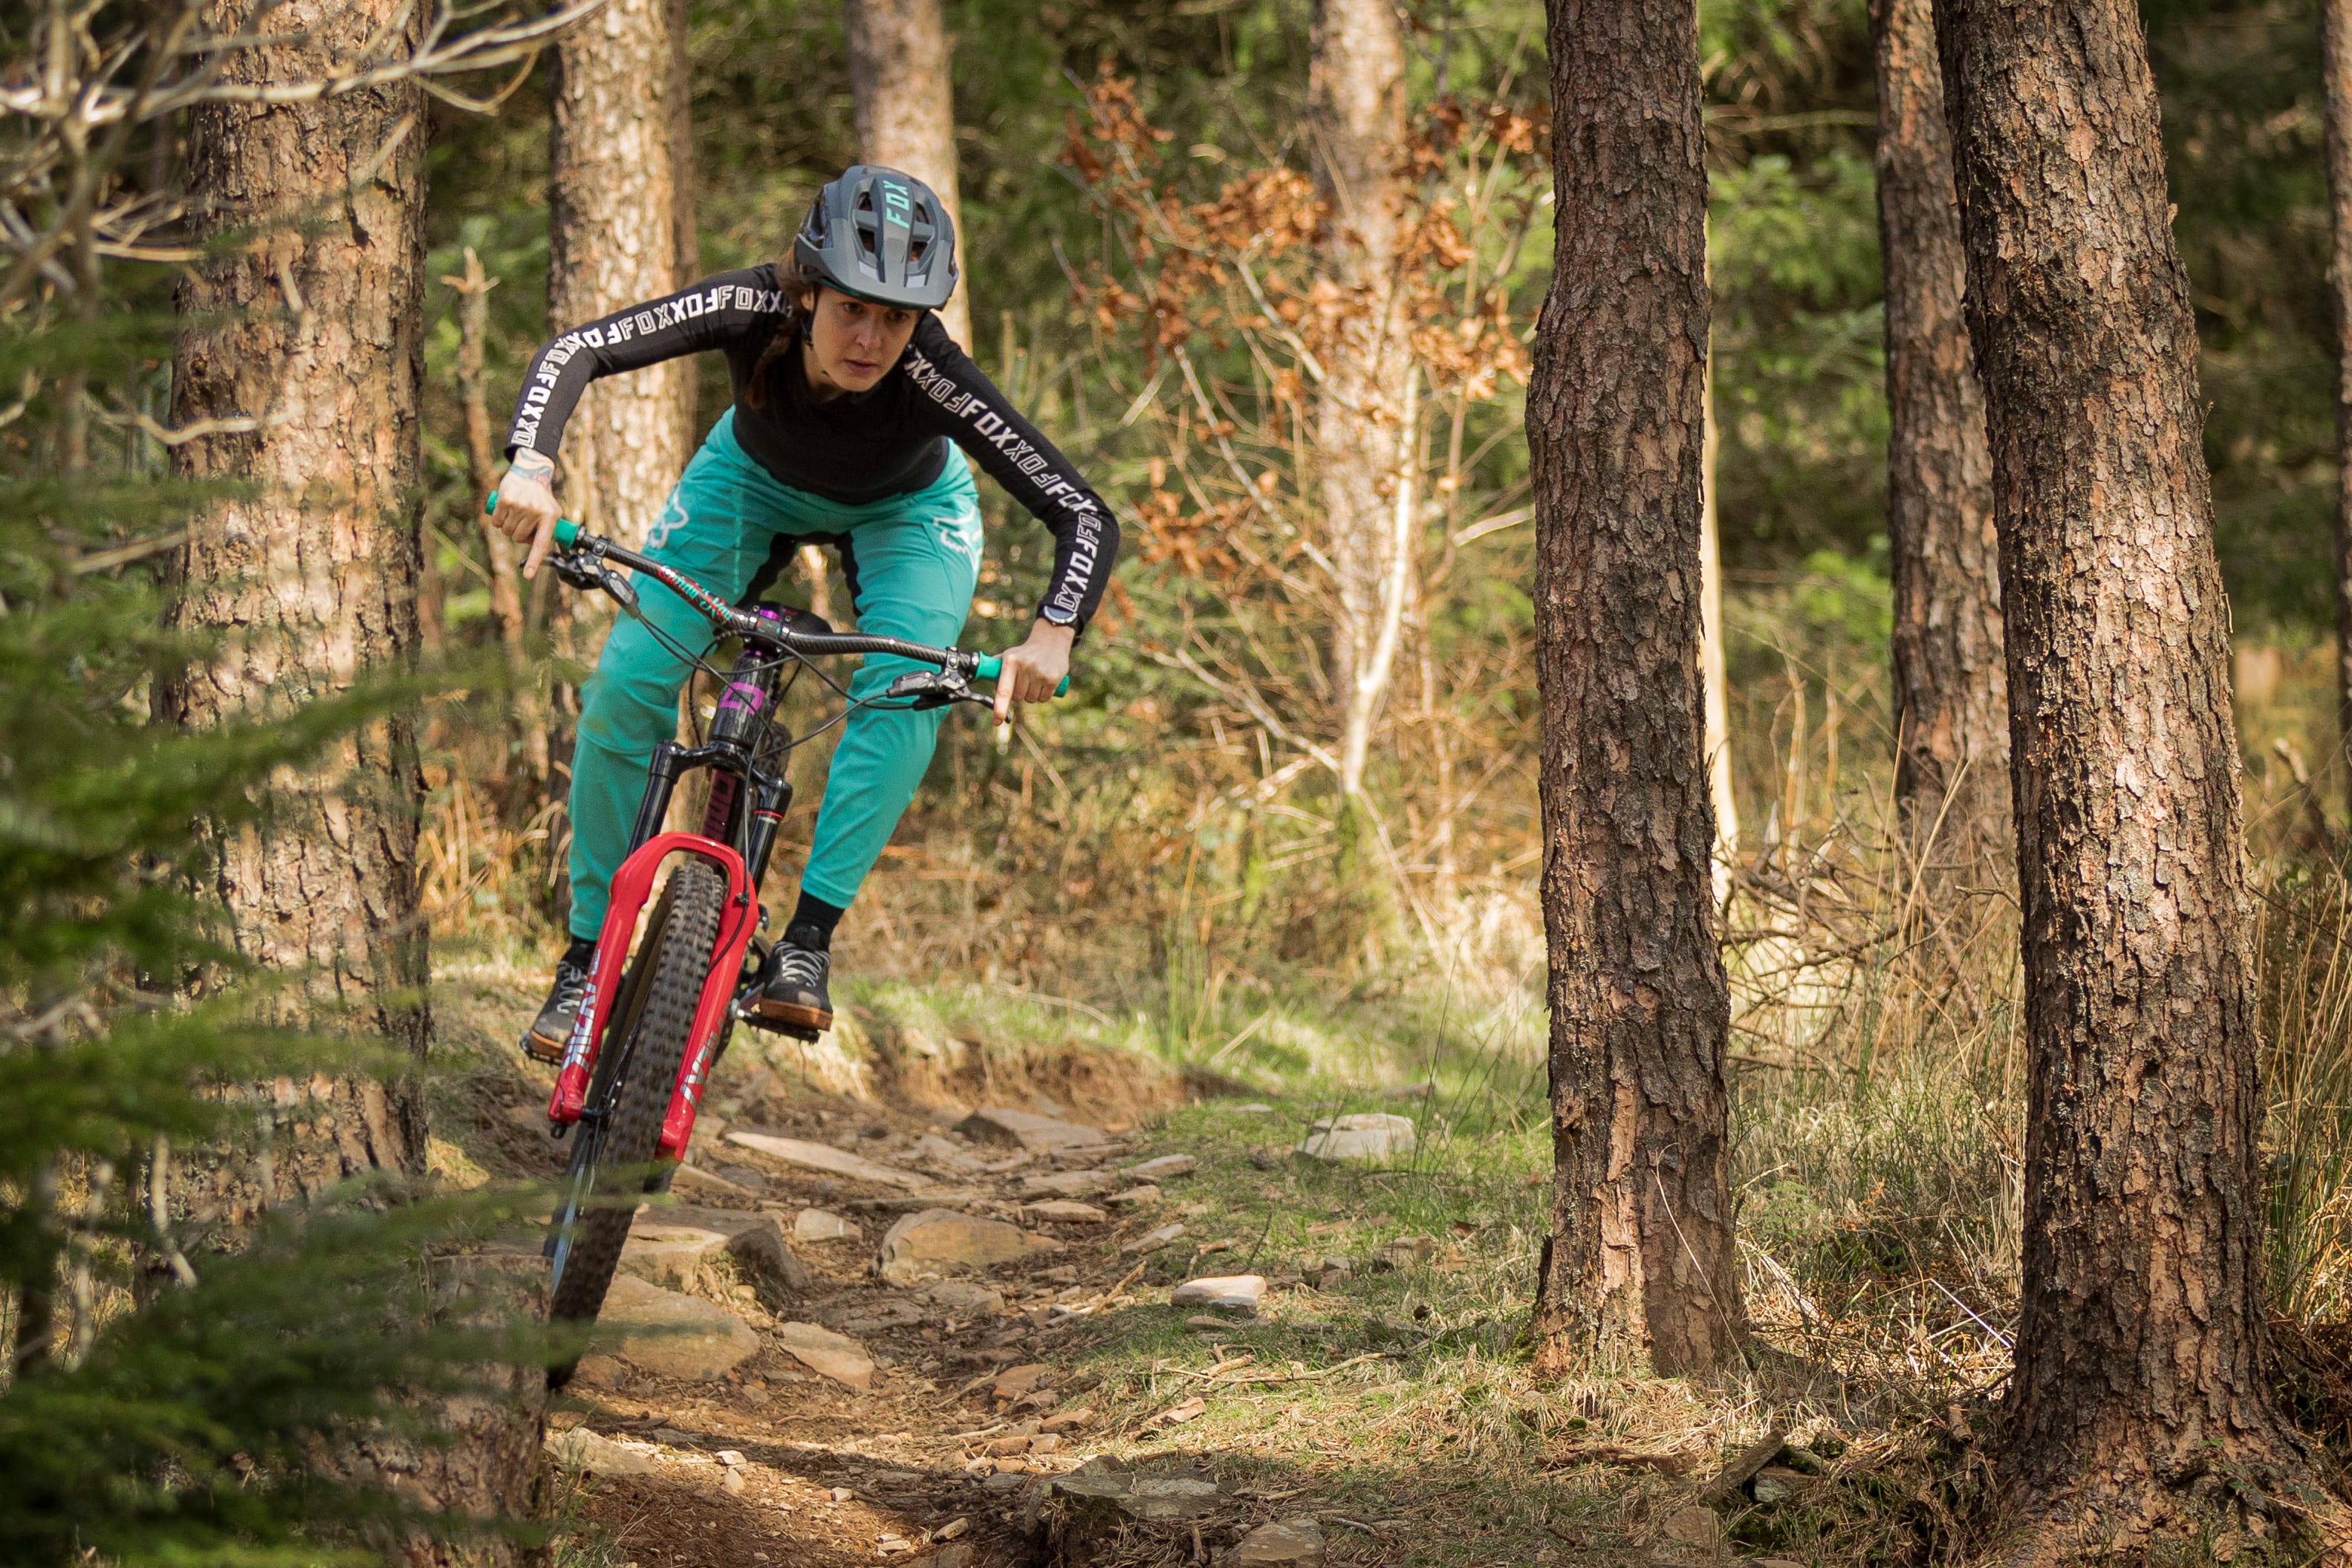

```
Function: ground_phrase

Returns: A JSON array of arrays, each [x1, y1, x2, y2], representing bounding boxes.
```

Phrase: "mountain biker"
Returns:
[[488, 166, 1118, 1058]]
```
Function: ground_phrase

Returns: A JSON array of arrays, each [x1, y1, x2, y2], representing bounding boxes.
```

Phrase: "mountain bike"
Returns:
[[497, 509, 1062, 1379]]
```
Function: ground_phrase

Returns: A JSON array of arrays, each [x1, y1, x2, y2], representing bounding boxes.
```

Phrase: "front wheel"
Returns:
[[545, 859, 726, 1372]]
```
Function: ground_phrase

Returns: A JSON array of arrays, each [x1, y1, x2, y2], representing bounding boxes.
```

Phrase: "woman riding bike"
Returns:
[[489, 166, 1118, 1055]]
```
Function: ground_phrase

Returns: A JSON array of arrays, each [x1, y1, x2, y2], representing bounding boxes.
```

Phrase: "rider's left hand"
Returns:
[[993, 619, 1076, 723]]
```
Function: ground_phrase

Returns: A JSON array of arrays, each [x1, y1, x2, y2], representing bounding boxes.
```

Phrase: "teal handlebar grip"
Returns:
[[484, 492, 581, 550], [975, 654, 1069, 697]]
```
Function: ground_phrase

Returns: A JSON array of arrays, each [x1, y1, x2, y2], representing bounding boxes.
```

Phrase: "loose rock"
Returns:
[[1296, 1113, 1417, 1163], [1017, 1169, 1118, 1200], [1048, 1463, 1223, 1527], [617, 1224, 732, 1291], [877, 1209, 1065, 1282], [1124, 1154, 1198, 1181], [547, 1428, 657, 1477], [596, 1275, 761, 1381], [923, 1280, 1006, 1315], [1171, 1274, 1267, 1314], [647, 1204, 814, 1289], [725, 1130, 931, 1191], [1233, 1518, 1327, 1566], [957, 1107, 1109, 1152], [1021, 1200, 1109, 1224], [1371, 1235, 1438, 1271], [994, 1362, 1052, 1399], [1123, 1223, 1186, 1255], [1105, 1185, 1160, 1208], [772, 1321, 875, 1390], [794, 1207, 859, 1243]]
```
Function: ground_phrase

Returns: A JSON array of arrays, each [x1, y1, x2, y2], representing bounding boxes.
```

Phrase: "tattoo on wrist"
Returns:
[[510, 449, 555, 481]]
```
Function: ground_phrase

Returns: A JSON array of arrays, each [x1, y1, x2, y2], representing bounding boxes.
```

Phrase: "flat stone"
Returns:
[[877, 1208, 1064, 1282], [1021, 1200, 1108, 1224], [795, 1207, 860, 1243], [547, 1428, 657, 1477], [669, 1162, 757, 1198], [1017, 1168, 1117, 1199], [1234, 1519, 1326, 1566], [1122, 1223, 1185, 1255], [1050, 1465, 1224, 1526], [596, 1275, 761, 1382], [1371, 1235, 1438, 1271], [1295, 1113, 1416, 1164], [1047, 1142, 1130, 1166], [725, 1130, 930, 1191], [1235, 1103, 1274, 1113], [957, 1107, 1108, 1153], [571, 1353, 632, 1390], [1105, 1185, 1160, 1208], [924, 1280, 1006, 1315], [994, 1362, 1052, 1398], [772, 1320, 875, 1389], [1124, 1154, 1198, 1180], [1172, 1274, 1266, 1314], [645, 1204, 813, 1289], [618, 1224, 732, 1290]]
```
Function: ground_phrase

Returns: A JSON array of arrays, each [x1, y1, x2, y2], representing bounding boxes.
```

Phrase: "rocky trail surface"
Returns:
[[527, 1086, 1344, 1568]]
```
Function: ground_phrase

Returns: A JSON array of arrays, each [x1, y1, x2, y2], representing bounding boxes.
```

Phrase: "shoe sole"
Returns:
[[750, 998, 834, 1032], [522, 1027, 570, 1065]]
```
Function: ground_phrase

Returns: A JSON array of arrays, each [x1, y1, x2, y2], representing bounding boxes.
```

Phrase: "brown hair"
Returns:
[[742, 260, 825, 409]]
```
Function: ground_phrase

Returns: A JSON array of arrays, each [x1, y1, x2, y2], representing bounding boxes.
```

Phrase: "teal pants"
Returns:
[[568, 412, 983, 938]]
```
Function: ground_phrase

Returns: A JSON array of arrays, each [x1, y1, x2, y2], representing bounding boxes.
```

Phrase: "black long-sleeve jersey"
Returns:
[[504, 265, 1117, 629]]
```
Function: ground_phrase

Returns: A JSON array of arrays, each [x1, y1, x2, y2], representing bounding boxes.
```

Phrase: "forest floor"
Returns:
[[427, 946, 2004, 1568]]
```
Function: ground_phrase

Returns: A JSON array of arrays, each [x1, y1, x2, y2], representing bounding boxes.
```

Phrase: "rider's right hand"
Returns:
[[488, 460, 562, 579]]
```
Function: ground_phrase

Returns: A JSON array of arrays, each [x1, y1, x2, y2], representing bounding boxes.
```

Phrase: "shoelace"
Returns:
[[550, 960, 588, 1014], [773, 946, 828, 991]]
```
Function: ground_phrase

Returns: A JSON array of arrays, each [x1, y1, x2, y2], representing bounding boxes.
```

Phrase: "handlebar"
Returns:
[[489, 500, 1068, 696]]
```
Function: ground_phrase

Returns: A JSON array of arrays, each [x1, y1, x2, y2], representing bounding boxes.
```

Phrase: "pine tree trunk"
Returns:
[[1874, 0, 2007, 851], [166, 0, 433, 1125], [1310, 0, 1414, 803], [2323, 0, 2352, 819], [549, 0, 696, 548], [166, 7, 543, 1558], [1527, 0, 1739, 1377], [1935, 0, 2319, 1542], [844, 0, 972, 350]]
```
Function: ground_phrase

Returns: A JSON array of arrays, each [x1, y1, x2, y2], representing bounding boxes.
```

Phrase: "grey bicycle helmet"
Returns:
[[794, 166, 958, 311]]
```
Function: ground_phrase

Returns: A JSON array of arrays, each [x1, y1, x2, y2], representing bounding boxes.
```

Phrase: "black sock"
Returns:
[[784, 891, 845, 952], [561, 935, 597, 969]]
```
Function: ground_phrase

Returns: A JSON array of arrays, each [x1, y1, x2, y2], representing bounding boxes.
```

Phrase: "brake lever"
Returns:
[[551, 550, 640, 616], [884, 669, 978, 712]]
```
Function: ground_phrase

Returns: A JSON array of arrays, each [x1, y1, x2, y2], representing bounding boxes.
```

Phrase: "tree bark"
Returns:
[[1309, 0, 1416, 804], [1935, 0, 2319, 1543], [549, 0, 697, 548], [166, 4, 542, 1557], [844, 0, 972, 349], [1528, 0, 1739, 1377], [2324, 0, 2352, 819], [166, 0, 433, 1099], [1873, 0, 2007, 852]]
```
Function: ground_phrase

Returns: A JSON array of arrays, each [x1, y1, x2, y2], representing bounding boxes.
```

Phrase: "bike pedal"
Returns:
[[736, 1003, 822, 1044]]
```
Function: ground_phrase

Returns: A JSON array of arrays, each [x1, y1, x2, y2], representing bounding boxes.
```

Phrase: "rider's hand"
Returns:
[[488, 452, 561, 579], [993, 619, 1076, 723]]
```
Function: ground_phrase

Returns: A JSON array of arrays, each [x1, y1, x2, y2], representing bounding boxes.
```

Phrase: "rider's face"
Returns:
[[799, 286, 920, 397]]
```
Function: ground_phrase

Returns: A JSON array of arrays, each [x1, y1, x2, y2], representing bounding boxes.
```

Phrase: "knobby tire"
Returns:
[[546, 859, 726, 1373]]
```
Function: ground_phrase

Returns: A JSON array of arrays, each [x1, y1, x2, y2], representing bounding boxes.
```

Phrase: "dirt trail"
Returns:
[[472, 1020, 1211, 1568]]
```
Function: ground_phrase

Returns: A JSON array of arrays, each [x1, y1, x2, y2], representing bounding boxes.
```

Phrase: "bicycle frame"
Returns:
[[543, 613, 808, 1159]]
